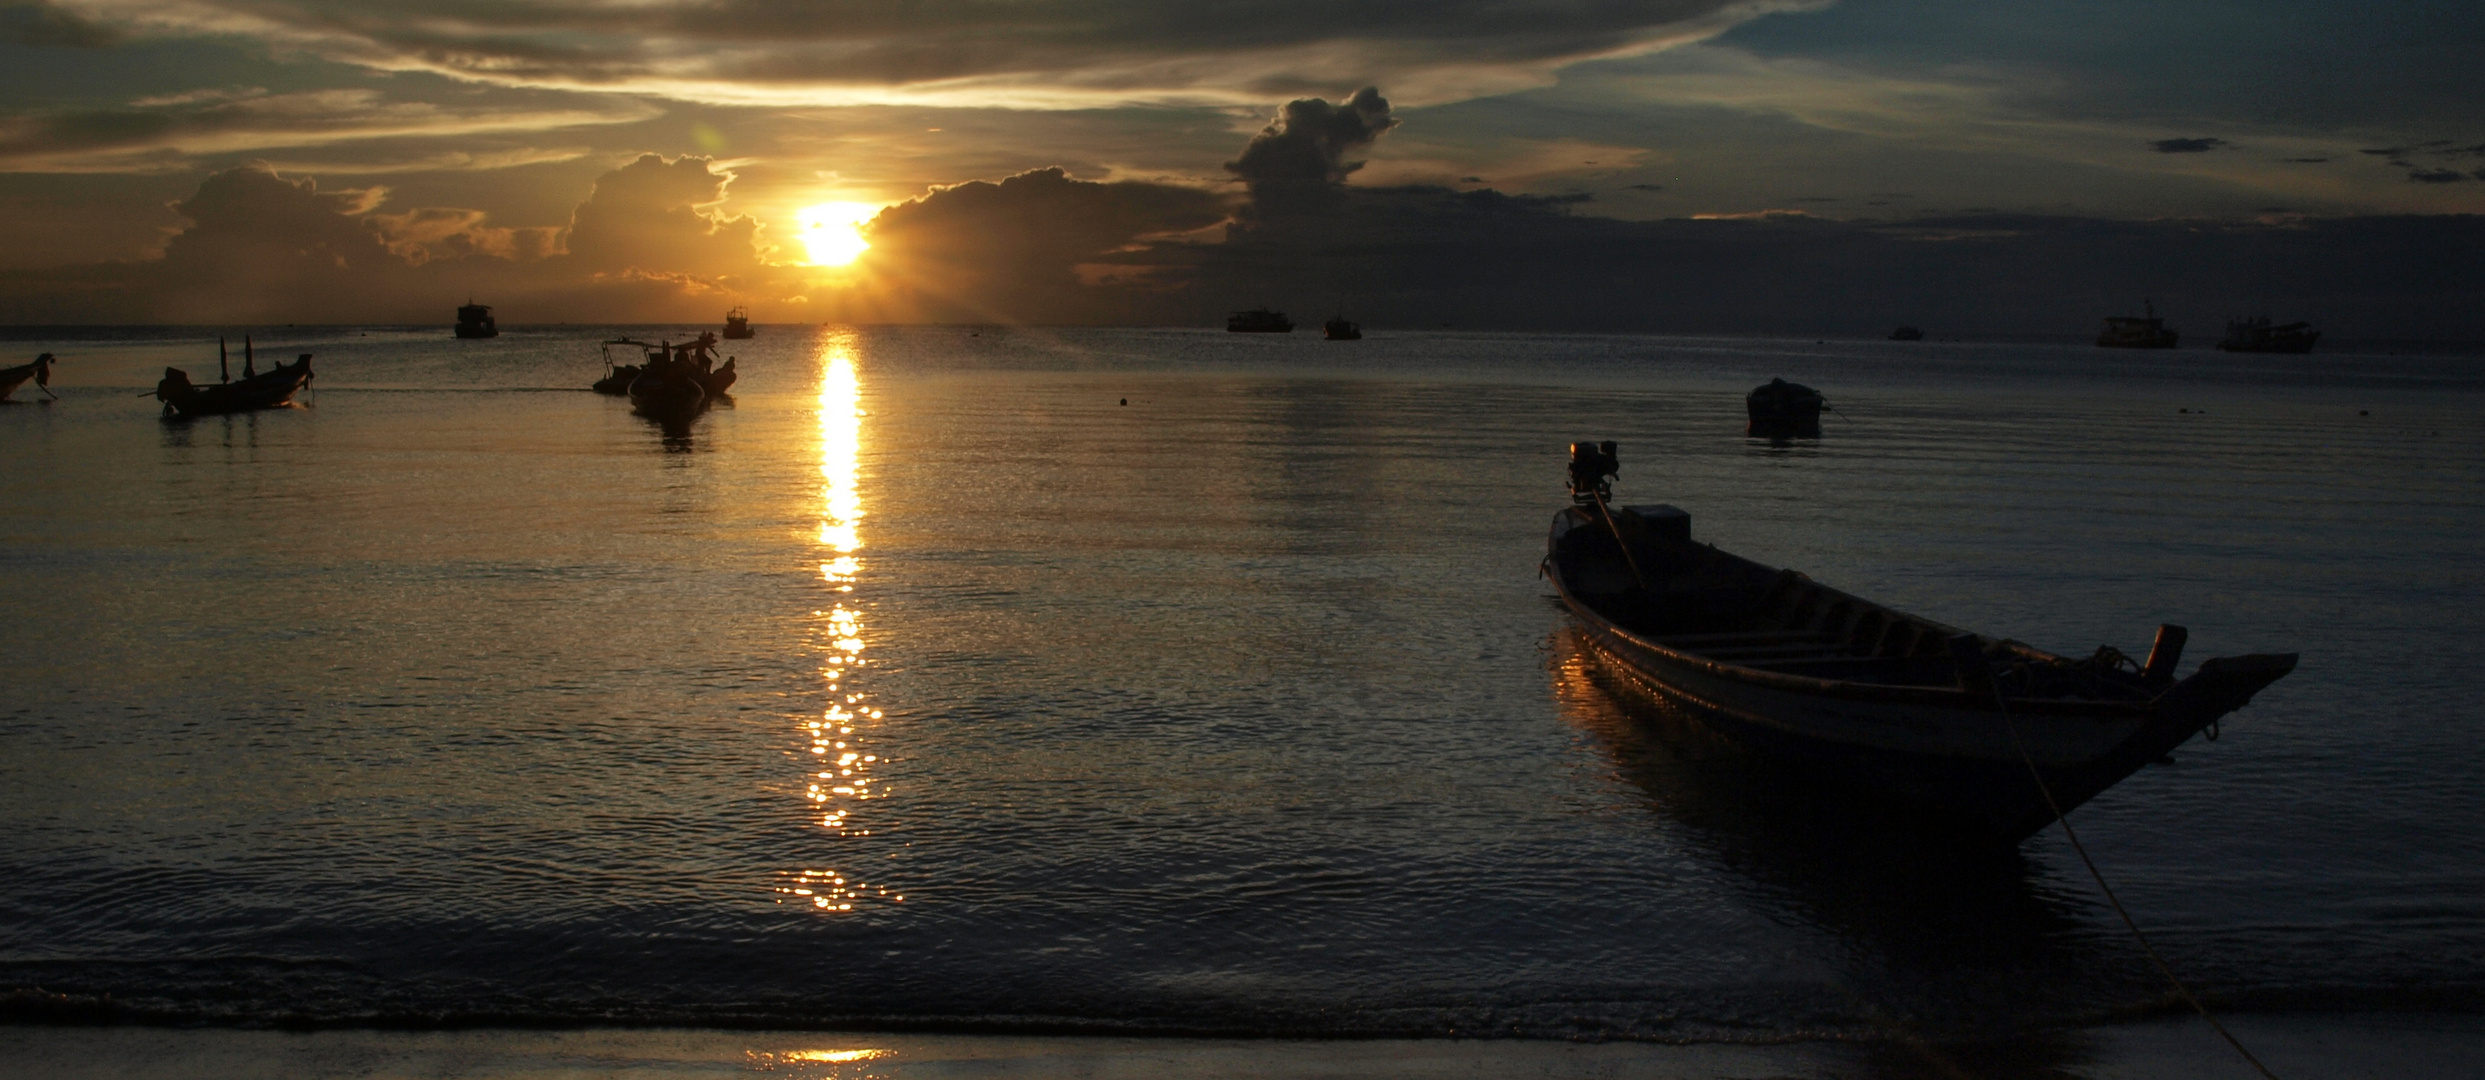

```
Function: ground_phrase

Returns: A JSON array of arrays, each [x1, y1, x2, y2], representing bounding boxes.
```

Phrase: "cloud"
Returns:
[[137, 165, 419, 322], [2355, 140, 2485, 183], [563, 153, 768, 278], [1156, 186, 2485, 338], [1225, 87, 1399, 185], [0, 155, 807, 323], [1352, 135, 1649, 190], [41, 0, 1807, 108], [2149, 137, 2228, 153], [0, 2, 118, 48], [854, 166, 1227, 322], [10, 108, 2483, 343], [0, 86, 658, 172]]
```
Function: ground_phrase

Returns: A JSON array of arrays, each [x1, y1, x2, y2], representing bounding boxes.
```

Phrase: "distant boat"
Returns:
[[722, 306, 754, 340], [2097, 300, 2178, 349], [1324, 314, 1362, 340], [454, 302, 499, 339], [1544, 444, 2296, 842], [156, 338, 312, 418], [1227, 308, 1294, 333], [0, 352, 56, 401], [1745, 377, 1825, 437], [2217, 316, 2319, 354], [1889, 326, 1924, 341]]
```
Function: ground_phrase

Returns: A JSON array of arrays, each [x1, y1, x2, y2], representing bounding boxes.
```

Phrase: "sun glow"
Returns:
[[798, 202, 878, 266]]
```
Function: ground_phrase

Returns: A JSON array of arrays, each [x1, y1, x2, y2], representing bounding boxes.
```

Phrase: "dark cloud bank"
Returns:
[[7, 88, 2484, 340]]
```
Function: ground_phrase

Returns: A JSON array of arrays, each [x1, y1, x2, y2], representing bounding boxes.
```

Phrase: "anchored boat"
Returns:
[[1544, 441, 2294, 842], [1745, 377, 1825, 437], [0, 353, 56, 401], [156, 338, 312, 418], [2217, 316, 2319, 354], [2097, 300, 2178, 349], [454, 302, 499, 339], [595, 332, 736, 417], [1226, 308, 1294, 333], [722, 305, 754, 340]]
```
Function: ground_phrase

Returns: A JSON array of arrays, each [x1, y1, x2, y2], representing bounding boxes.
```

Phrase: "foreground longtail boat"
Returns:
[[1545, 441, 2295, 842], [156, 339, 313, 418]]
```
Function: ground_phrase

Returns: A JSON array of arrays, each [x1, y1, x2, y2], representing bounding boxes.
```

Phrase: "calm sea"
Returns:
[[2, 326, 2480, 1049]]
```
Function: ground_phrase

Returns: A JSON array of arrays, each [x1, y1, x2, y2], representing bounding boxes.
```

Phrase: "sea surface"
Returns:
[[2, 326, 2480, 1058]]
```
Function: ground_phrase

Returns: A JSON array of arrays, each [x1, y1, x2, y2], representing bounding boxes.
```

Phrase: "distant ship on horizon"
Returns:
[[2097, 300, 2178, 349], [454, 302, 498, 339], [1324, 313, 1361, 340], [1227, 308, 1294, 333], [1889, 325, 1924, 341], [2217, 316, 2318, 354], [722, 305, 754, 340]]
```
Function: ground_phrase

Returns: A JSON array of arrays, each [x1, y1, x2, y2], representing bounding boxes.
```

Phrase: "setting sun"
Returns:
[[798, 202, 878, 266]]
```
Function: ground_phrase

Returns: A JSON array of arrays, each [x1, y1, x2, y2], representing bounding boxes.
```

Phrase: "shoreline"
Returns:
[[5, 1013, 2478, 1078]]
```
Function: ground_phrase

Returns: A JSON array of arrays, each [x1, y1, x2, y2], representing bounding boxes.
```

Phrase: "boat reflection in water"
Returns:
[[1546, 627, 2133, 1069], [777, 330, 900, 914]]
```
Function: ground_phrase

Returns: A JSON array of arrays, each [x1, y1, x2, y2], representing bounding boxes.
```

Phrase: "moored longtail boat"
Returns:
[[156, 338, 313, 418], [0, 352, 56, 401], [1545, 441, 2295, 843], [1745, 377, 1824, 437]]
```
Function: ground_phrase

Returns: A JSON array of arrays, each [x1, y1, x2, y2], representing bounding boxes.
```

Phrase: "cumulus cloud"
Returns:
[[1225, 87, 1398, 185], [0, 155, 804, 323], [855, 166, 1226, 322], [41, 0, 1798, 108], [564, 153, 768, 278]]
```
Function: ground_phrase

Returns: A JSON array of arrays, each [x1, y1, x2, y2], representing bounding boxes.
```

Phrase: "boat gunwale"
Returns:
[[1546, 508, 2151, 721]]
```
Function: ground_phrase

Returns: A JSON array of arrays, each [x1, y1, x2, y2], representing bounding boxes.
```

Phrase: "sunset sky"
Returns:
[[2, 0, 2479, 332]]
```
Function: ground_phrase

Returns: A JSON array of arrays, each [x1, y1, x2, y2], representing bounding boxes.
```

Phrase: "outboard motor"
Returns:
[[1568, 440, 1619, 504]]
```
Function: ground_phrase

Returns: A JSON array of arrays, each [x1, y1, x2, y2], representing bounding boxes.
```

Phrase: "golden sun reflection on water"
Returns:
[[774, 330, 901, 915], [746, 1047, 891, 1074]]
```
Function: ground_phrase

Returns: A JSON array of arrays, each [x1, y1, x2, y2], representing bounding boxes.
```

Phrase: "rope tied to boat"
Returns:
[[1967, 638, 2283, 1080], [2084, 644, 2141, 675]]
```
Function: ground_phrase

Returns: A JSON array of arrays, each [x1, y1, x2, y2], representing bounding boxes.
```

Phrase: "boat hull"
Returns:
[[160, 361, 313, 418], [1745, 379, 1824, 437], [627, 373, 706, 415], [1227, 309, 1294, 332], [1546, 507, 2294, 842]]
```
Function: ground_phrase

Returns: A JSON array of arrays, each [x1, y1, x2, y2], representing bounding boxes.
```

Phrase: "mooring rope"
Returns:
[[1986, 681, 2283, 1080]]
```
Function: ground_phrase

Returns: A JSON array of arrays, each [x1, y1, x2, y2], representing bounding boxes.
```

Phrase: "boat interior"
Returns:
[[1556, 506, 2159, 700]]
